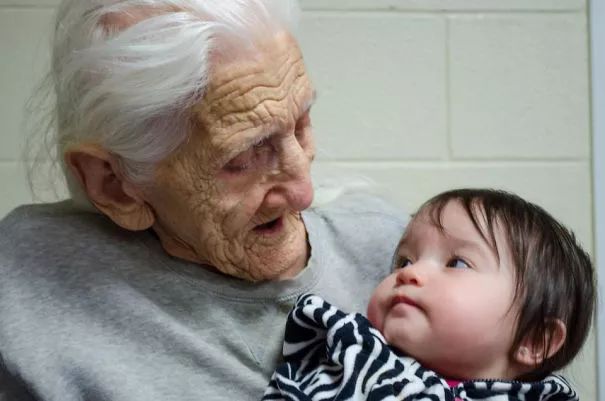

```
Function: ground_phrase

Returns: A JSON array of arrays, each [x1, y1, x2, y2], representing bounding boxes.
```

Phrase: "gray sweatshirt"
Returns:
[[0, 194, 406, 401]]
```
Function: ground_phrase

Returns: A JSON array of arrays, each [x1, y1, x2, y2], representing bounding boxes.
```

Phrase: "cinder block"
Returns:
[[0, 0, 58, 5], [0, 0, 587, 9], [0, 162, 34, 218], [564, 329, 597, 401], [299, 13, 447, 160], [0, 8, 54, 161], [312, 161, 592, 247], [449, 14, 589, 159], [0, 161, 68, 219], [300, 0, 585, 11]]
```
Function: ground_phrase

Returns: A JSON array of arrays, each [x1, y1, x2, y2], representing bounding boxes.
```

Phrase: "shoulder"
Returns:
[[1, 201, 113, 240], [0, 201, 133, 260], [0, 201, 146, 296], [0, 202, 157, 347]]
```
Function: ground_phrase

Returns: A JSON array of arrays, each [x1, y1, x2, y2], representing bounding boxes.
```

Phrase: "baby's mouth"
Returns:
[[391, 295, 420, 309]]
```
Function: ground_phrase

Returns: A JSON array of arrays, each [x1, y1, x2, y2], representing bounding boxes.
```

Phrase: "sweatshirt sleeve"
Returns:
[[0, 359, 39, 401]]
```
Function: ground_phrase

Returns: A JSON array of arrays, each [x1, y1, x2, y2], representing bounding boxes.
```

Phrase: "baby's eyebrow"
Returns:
[[447, 235, 498, 261], [390, 252, 400, 269], [395, 232, 411, 250], [450, 236, 481, 248]]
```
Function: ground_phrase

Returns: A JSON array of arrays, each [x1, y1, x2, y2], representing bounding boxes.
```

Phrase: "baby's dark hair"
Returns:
[[416, 188, 595, 380]]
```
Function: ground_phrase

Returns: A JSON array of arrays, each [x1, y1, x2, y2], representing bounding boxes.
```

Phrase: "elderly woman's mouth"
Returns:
[[253, 216, 284, 234]]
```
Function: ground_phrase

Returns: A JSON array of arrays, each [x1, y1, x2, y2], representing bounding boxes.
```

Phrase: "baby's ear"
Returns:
[[514, 319, 567, 367]]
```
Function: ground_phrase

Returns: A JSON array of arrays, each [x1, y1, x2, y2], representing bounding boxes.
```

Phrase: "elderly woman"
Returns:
[[0, 1, 405, 400]]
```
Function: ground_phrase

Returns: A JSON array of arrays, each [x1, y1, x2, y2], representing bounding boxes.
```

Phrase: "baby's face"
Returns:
[[367, 200, 521, 380]]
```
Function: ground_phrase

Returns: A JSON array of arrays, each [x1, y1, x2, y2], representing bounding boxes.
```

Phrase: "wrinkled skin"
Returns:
[[143, 32, 316, 282]]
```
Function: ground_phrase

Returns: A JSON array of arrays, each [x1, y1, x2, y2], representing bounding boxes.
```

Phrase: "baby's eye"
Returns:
[[446, 258, 470, 269], [395, 257, 413, 269]]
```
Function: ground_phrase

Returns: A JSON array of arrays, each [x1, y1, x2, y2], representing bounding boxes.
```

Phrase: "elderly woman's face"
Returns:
[[145, 33, 316, 281]]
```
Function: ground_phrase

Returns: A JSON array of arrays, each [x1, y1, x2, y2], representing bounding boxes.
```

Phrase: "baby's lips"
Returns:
[[390, 294, 419, 309]]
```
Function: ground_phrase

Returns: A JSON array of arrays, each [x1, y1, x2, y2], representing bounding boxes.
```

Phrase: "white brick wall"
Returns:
[[590, 0, 605, 396], [0, 0, 595, 398]]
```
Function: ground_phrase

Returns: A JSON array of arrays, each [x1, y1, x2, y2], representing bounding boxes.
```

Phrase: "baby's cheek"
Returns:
[[366, 296, 383, 330]]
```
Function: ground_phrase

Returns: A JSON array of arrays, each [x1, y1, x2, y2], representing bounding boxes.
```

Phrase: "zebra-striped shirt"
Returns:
[[263, 294, 578, 401]]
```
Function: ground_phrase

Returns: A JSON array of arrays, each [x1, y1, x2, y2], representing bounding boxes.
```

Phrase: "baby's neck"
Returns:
[[425, 357, 527, 383]]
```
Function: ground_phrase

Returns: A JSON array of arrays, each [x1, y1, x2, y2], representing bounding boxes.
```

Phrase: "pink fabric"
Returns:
[[445, 379, 463, 401]]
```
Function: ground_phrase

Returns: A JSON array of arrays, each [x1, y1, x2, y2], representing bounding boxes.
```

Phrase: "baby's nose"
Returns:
[[395, 264, 424, 286]]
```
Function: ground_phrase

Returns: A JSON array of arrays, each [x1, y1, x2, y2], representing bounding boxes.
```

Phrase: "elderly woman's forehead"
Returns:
[[193, 36, 313, 127], [206, 33, 305, 88]]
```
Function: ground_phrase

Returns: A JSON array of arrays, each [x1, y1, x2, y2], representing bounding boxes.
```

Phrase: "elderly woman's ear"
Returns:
[[64, 144, 155, 231]]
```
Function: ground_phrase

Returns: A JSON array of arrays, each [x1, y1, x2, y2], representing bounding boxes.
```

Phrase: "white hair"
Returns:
[[27, 0, 300, 203]]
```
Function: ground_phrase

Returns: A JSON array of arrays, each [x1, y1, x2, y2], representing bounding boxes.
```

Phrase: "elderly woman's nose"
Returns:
[[271, 137, 314, 210], [266, 163, 314, 211], [284, 142, 313, 210], [263, 175, 313, 212], [287, 175, 314, 211]]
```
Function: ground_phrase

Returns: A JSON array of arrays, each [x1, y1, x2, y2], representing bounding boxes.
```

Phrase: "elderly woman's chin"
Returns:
[[202, 210, 308, 282], [157, 207, 309, 283], [241, 210, 309, 281]]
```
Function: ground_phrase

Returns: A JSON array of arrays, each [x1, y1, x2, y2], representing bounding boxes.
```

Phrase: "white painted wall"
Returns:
[[590, 0, 604, 398], [0, 0, 596, 398]]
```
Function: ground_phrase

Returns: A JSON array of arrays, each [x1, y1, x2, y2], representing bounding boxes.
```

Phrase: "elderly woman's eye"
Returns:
[[446, 257, 470, 269], [295, 113, 311, 142], [253, 137, 267, 148], [224, 150, 253, 173], [224, 162, 250, 173], [223, 138, 274, 174]]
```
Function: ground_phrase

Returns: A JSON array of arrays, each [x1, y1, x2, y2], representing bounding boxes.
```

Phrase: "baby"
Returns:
[[262, 189, 595, 401]]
